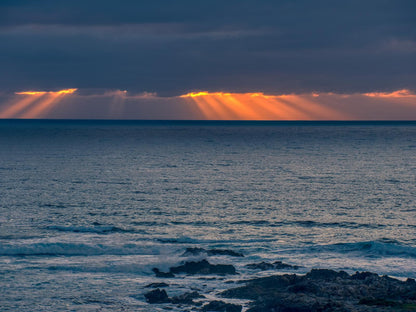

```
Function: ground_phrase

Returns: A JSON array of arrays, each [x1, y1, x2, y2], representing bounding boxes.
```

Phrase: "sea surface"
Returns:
[[1, 120, 416, 311]]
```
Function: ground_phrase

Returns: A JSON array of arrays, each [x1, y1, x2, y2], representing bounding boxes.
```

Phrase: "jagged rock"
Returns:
[[152, 268, 175, 278], [222, 274, 301, 300], [287, 280, 321, 294], [201, 300, 242, 312], [350, 271, 379, 280], [182, 247, 244, 257], [169, 259, 236, 275], [221, 269, 416, 311], [145, 282, 169, 288], [305, 268, 349, 280], [144, 288, 170, 304], [359, 297, 400, 307], [182, 247, 206, 256], [273, 260, 300, 270], [246, 261, 275, 270], [170, 291, 203, 304], [208, 249, 244, 257], [246, 261, 300, 271]]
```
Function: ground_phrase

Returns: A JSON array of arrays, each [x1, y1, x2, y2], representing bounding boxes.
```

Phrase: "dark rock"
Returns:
[[169, 259, 236, 275], [222, 269, 416, 311], [246, 261, 300, 271], [359, 297, 400, 307], [207, 249, 244, 257], [305, 268, 349, 280], [222, 274, 300, 300], [246, 261, 275, 270], [287, 281, 321, 294], [201, 300, 242, 312], [182, 247, 244, 257], [350, 271, 379, 280], [145, 282, 169, 288], [152, 268, 175, 278], [170, 291, 203, 304], [182, 247, 206, 256], [273, 260, 300, 270], [247, 296, 319, 312], [144, 288, 170, 304]]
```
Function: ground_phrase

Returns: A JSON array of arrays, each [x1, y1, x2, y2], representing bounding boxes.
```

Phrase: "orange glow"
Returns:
[[0, 93, 45, 118], [15, 88, 77, 96], [180, 91, 211, 98], [0, 88, 77, 118], [180, 91, 349, 120], [54, 88, 77, 95], [20, 93, 61, 118], [363, 89, 413, 98], [15, 91, 47, 95]]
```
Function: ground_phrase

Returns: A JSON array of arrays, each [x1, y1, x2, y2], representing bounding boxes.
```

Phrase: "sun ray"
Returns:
[[0, 93, 45, 118], [1, 89, 78, 118], [220, 94, 263, 119], [180, 91, 350, 120], [20, 93, 62, 118]]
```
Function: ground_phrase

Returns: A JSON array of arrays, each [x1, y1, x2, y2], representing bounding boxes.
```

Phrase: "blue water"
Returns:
[[1, 120, 416, 311]]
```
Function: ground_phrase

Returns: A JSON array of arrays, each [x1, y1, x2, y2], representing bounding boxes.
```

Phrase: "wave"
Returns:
[[290, 220, 386, 229], [230, 220, 386, 229], [46, 225, 134, 234], [0, 242, 158, 257], [307, 239, 416, 258], [157, 236, 200, 244]]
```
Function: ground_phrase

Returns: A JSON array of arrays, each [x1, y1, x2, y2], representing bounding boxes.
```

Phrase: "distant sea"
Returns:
[[1, 120, 416, 311]]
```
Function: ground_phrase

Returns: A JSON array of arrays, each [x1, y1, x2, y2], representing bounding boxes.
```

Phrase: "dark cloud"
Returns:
[[0, 0, 415, 95]]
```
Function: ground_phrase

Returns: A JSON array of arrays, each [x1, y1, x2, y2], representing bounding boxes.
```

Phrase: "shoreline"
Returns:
[[144, 248, 416, 311]]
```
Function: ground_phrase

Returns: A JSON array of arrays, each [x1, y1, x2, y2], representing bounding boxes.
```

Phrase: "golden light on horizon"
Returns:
[[54, 88, 77, 95], [15, 88, 77, 96], [0, 89, 77, 118], [1, 88, 415, 119], [180, 91, 348, 120], [363, 89, 412, 98], [15, 91, 48, 95]]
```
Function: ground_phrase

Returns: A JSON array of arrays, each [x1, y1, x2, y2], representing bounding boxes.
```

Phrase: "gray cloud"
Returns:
[[0, 0, 415, 95]]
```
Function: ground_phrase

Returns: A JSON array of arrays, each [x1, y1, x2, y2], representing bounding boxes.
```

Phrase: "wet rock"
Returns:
[[170, 291, 203, 304], [246, 261, 300, 271], [201, 300, 242, 312], [246, 294, 324, 312], [208, 249, 244, 257], [350, 271, 379, 280], [144, 288, 170, 304], [407, 278, 416, 284], [170, 259, 237, 275], [274, 260, 301, 270], [145, 282, 169, 288], [287, 281, 321, 294], [359, 297, 400, 307], [246, 261, 274, 270], [152, 268, 175, 278], [182, 247, 206, 256], [182, 247, 244, 257], [221, 269, 416, 311], [222, 274, 301, 300], [305, 268, 349, 280]]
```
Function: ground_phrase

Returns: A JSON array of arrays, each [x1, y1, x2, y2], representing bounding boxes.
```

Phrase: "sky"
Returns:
[[0, 0, 415, 120]]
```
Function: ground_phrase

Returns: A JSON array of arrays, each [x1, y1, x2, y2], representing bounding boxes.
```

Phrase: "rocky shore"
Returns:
[[144, 248, 416, 311], [221, 269, 416, 311]]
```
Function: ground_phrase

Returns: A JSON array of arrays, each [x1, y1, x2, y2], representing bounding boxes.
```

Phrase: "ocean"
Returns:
[[1, 120, 416, 311]]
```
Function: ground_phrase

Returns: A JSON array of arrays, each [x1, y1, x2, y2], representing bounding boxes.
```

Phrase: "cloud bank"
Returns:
[[1, 89, 415, 120], [0, 0, 415, 96]]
